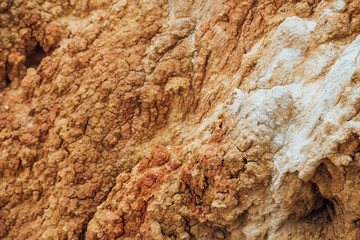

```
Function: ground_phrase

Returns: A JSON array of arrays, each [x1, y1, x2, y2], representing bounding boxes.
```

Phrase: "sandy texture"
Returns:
[[1, 0, 360, 239]]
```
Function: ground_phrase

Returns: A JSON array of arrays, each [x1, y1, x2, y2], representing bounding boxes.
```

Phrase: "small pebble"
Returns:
[[4, 105, 9, 110], [190, 30, 194, 34], [194, 51, 199, 56]]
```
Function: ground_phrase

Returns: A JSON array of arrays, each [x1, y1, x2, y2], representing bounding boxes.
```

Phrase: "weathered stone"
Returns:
[[1, 0, 360, 239]]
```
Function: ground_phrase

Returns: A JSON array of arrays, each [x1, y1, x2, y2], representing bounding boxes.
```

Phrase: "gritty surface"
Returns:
[[1, 0, 360, 239]]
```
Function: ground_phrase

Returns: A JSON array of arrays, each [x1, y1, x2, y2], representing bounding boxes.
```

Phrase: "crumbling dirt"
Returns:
[[1, 0, 360, 239]]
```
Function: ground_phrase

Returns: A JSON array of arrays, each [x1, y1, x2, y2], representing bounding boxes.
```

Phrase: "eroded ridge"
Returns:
[[1, 0, 360, 239]]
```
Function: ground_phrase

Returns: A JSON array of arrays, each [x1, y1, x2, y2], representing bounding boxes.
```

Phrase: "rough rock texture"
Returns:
[[1, 0, 360, 239]]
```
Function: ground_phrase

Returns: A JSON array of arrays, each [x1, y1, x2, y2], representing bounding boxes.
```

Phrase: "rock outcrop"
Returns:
[[1, 0, 360, 239]]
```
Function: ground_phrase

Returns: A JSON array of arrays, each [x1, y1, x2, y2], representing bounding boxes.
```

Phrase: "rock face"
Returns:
[[1, 0, 360, 239]]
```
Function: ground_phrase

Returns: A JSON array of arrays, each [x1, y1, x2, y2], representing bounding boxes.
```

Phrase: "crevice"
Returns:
[[79, 223, 87, 240], [300, 195, 335, 223], [1, 64, 11, 88], [354, 218, 360, 227], [5, 71, 10, 86], [25, 44, 46, 69]]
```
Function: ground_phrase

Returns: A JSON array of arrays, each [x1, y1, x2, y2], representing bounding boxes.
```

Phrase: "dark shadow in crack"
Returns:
[[25, 44, 46, 69]]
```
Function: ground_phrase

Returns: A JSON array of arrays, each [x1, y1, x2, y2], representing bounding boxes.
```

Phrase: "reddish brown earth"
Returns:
[[1, 0, 360, 239]]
